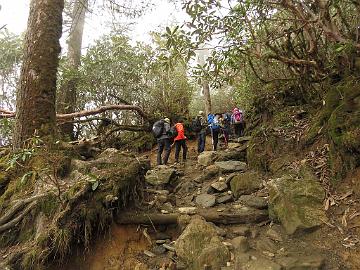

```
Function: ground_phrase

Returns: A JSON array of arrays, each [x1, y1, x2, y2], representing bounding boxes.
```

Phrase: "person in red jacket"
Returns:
[[173, 118, 188, 164]]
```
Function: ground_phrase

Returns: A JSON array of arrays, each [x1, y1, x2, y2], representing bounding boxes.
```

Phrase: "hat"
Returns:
[[198, 111, 204, 116], [164, 117, 170, 123]]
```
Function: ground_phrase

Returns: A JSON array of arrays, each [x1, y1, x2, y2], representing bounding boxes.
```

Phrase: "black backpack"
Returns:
[[192, 117, 202, 133], [152, 120, 165, 138], [168, 126, 178, 138]]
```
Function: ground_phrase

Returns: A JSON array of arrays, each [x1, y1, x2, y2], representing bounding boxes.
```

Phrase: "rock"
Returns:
[[194, 237, 230, 270], [177, 214, 192, 231], [198, 151, 217, 166], [215, 161, 247, 173], [203, 165, 220, 179], [178, 207, 197, 215], [175, 216, 216, 259], [144, 250, 156, 257], [163, 243, 176, 252], [162, 202, 173, 212], [151, 245, 167, 255], [216, 194, 233, 204], [145, 166, 176, 185], [254, 236, 278, 253], [211, 181, 228, 192], [230, 236, 249, 252], [210, 223, 227, 237], [216, 149, 247, 162], [230, 171, 263, 198], [238, 195, 268, 209], [156, 240, 166, 244], [276, 254, 325, 270], [228, 225, 250, 237], [265, 225, 285, 242], [195, 194, 216, 207], [241, 255, 282, 270], [267, 172, 327, 235]]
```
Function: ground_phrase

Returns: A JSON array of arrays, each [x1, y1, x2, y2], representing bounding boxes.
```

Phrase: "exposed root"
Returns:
[[0, 193, 47, 226], [0, 201, 37, 233]]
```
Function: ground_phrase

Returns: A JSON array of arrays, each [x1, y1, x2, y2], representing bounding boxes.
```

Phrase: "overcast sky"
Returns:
[[0, 0, 187, 46]]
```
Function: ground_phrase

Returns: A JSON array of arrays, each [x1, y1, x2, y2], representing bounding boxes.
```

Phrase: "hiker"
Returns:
[[192, 111, 208, 153], [152, 117, 171, 165], [173, 118, 188, 164], [231, 108, 244, 137], [208, 113, 221, 151], [220, 113, 230, 148]]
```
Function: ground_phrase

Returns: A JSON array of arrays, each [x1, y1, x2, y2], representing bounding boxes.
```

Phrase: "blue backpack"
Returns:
[[208, 114, 220, 130]]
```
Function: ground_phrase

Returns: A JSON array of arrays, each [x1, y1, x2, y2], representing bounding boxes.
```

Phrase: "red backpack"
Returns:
[[233, 111, 243, 123]]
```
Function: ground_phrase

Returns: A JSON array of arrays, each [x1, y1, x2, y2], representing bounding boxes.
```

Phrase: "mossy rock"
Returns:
[[268, 169, 327, 235], [230, 171, 263, 198]]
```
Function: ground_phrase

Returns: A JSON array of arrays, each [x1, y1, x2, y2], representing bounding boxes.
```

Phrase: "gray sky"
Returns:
[[0, 0, 187, 46]]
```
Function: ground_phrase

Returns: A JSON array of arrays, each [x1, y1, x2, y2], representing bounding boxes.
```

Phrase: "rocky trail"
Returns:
[[58, 136, 359, 270]]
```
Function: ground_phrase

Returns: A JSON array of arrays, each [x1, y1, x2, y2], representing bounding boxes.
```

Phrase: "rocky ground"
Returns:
[[54, 137, 360, 270]]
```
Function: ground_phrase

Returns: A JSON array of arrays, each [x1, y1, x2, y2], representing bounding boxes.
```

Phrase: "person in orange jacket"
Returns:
[[173, 118, 188, 164]]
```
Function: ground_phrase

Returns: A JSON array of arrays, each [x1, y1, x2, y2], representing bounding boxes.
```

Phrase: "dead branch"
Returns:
[[57, 105, 149, 121], [0, 105, 149, 122]]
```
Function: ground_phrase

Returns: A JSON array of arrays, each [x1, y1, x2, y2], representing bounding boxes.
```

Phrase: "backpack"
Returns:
[[168, 126, 178, 138], [233, 111, 243, 123], [192, 117, 202, 133], [223, 113, 231, 123], [208, 114, 220, 130], [152, 120, 164, 138]]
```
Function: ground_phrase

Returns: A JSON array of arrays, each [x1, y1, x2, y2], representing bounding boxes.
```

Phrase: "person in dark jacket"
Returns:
[[195, 111, 208, 154], [157, 117, 171, 165]]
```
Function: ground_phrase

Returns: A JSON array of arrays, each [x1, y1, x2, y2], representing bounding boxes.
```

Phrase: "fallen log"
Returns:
[[116, 207, 268, 225]]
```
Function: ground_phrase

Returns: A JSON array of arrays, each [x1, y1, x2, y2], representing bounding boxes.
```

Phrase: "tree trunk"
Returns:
[[202, 79, 212, 115], [13, 0, 64, 148], [58, 0, 88, 140]]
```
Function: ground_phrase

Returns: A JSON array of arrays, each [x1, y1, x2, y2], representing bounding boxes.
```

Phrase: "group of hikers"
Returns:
[[152, 108, 245, 166]]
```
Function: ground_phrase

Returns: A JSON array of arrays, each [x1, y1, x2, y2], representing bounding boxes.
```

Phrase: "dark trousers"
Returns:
[[211, 129, 220, 151], [197, 132, 206, 153], [174, 139, 187, 162], [222, 129, 229, 147], [234, 123, 244, 137], [157, 138, 171, 165]]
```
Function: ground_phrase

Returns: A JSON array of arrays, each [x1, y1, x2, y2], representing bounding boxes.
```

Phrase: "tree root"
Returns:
[[0, 201, 37, 233], [0, 194, 47, 226]]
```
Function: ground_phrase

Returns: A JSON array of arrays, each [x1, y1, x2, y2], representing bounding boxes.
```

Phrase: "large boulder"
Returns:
[[175, 216, 230, 269], [145, 165, 176, 185], [198, 151, 217, 166], [267, 170, 327, 235], [230, 171, 263, 198], [215, 161, 247, 173]]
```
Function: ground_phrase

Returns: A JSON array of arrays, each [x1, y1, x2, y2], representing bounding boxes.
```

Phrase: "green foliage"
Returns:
[[57, 31, 194, 138]]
